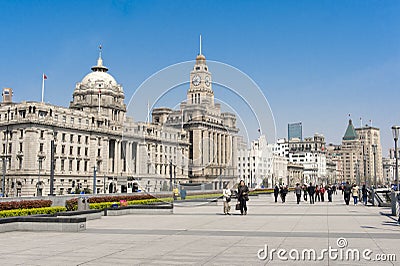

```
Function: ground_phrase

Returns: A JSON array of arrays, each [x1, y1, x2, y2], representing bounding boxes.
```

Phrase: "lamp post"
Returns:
[[93, 166, 97, 194], [392, 126, 399, 191], [372, 144, 377, 206], [1, 108, 10, 197]]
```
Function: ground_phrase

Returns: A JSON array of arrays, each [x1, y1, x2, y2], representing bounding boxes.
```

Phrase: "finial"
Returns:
[[97, 44, 103, 67], [199, 34, 202, 55]]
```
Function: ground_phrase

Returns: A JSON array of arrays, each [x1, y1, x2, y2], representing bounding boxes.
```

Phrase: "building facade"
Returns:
[[0, 53, 191, 197], [152, 52, 239, 189]]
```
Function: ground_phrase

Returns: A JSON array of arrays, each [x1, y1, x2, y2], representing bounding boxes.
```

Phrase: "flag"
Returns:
[[43, 74, 47, 80]]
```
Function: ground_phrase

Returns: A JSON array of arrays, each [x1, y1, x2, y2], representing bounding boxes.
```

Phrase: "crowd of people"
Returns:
[[222, 180, 384, 215]]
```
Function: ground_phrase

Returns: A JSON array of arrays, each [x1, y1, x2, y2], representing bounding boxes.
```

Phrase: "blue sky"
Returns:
[[0, 0, 399, 153]]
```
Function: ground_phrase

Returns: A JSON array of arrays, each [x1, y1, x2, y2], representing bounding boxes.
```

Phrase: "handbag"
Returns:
[[226, 197, 231, 203], [235, 202, 240, 210]]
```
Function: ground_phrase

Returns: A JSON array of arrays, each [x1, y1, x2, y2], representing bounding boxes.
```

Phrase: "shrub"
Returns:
[[0, 200, 52, 211], [0, 206, 66, 218]]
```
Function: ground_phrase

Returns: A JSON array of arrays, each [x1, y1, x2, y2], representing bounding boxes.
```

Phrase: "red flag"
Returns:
[[43, 74, 47, 80]]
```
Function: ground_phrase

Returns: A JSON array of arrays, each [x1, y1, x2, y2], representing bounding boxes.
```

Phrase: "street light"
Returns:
[[372, 144, 377, 206], [392, 126, 399, 191]]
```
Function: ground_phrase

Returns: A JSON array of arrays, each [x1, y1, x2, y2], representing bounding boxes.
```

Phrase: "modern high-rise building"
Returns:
[[288, 122, 302, 140]]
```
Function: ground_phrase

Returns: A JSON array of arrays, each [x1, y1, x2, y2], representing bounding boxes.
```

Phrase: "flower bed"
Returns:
[[0, 206, 66, 218], [0, 200, 52, 211]]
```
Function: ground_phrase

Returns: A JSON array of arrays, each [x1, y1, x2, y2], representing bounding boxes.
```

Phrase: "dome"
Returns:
[[81, 71, 118, 87]]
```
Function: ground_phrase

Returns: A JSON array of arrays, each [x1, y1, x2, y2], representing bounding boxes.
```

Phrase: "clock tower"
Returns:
[[187, 52, 214, 106]]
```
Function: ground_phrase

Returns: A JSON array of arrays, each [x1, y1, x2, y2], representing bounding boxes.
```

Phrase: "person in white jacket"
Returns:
[[223, 185, 232, 215]]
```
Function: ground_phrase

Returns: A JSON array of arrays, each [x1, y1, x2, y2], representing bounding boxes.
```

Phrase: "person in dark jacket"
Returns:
[[307, 182, 315, 204], [361, 184, 368, 205], [294, 183, 302, 204], [280, 185, 288, 203], [274, 185, 279, 203], [303, 184, 308, 201], [315, 185, 320, 202], [237, 180, 249, 215], [327, 184, 333, 202], [343, 181, 352, 205]]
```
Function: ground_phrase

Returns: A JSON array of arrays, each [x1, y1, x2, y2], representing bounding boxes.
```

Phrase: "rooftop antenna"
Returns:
[[199, 34, 202, 55]]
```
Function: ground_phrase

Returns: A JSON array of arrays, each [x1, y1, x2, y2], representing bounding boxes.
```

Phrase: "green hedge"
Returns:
[[89, 198, 173, 210], [0, 206, 66, 218]]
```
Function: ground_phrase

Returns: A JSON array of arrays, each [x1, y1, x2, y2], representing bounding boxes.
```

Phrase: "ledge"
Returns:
[[104, 204, 173, 216], [0, 216, 86, 233]]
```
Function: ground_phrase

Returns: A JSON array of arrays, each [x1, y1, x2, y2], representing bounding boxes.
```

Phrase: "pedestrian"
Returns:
[[327, 184, 333, 202], [237, 180, 249, 215], [361, 184, 368, 205], [280, 185, 288, 203], [307, 182, 315, 204], [315, 185, 320, 202], [320, 185, 325, 202], [303, 184, 308, 201], [343, 181, 352, 205], [274, 184, 279, 203], [295, 183, 302, 204], [222, 185, 232, 215], [341, 184, 345, 195], [333, 184, 337, 195], [352, 184, 359, 206], [173, 187, 179, 200]]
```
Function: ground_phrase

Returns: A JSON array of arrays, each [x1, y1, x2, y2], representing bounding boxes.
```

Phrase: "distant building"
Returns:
[[288, 122, 302, 140], [341, 119, 383, 185]]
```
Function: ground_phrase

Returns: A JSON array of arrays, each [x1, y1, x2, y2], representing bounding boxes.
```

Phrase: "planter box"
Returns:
[[104, 204, 173, 216]]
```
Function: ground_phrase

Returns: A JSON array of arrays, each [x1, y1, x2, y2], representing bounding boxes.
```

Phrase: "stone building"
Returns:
[[152, 52, 239, 189], [341, 119, 383, 185], [0, 53, 190, 197]]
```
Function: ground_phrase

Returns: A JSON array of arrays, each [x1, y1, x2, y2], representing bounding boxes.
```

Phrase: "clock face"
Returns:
[[205, 76, 211, 87], [192, 75, 201, 86]]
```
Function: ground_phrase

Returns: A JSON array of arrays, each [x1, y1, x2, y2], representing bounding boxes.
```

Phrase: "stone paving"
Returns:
[[0, 192, 399, 265]]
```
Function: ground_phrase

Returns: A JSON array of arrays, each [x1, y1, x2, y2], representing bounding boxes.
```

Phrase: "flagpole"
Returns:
[[41, 73, 45, 103]]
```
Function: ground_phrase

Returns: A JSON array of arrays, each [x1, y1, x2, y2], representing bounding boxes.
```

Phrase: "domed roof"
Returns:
[[81, 71, 117, 87]]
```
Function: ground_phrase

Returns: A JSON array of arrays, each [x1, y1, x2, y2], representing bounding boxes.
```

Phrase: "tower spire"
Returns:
[[199, 34, 202, 55], [91, 44, 108, 72]]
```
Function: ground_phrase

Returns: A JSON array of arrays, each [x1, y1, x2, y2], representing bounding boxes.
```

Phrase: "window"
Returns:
[[54, 114, 58, 121], [61, 145, 65, 154], [61, 160, 65, 171], [77, 147, 81, 156], [62, 133, 66, 142], [98, 137, 101, 146], [69, 146, 73, 155], [19, 158, 23, 170], [62, 116, 66, 123], [97, 148, 101, 157], [8, 143, 12, 154], [20, 130, 23, 139], [85, 147, 88, 156], [54, 145, 57, 154], [70, 134, 73, 143], [71, 117, 74, 124], [85, 136, 89, 145], [69, 159, 73, 171], [19, 143, 23, 152], [84, 161, 88, 172], [77, 135, 81, 144], [39, 143, 44, 152], [77, 161, 80, 172]]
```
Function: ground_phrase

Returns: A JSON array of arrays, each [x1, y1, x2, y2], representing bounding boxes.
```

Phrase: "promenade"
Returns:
[[0, 192, 398, 265]]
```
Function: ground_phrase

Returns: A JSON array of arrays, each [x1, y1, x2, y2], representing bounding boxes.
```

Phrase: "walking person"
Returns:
[[274, 185, 279, 203], [327, 184, 333, 202], [343, 181, 352, 205], [361, 184, 368, 206], [352, 184, 359, 206], [320, 185, 326, 202], [315, 185, 320, 202], [223, 185, 232, 215], [295, 183, 302, 204], [280, 185, 288, 203], [237, 180, 249, 215], [303, 184, 308, 201], [307, 182, 315, 204]]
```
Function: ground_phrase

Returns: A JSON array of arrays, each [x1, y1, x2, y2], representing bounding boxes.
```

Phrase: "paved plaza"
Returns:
[[0, 193, 399, 265]]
